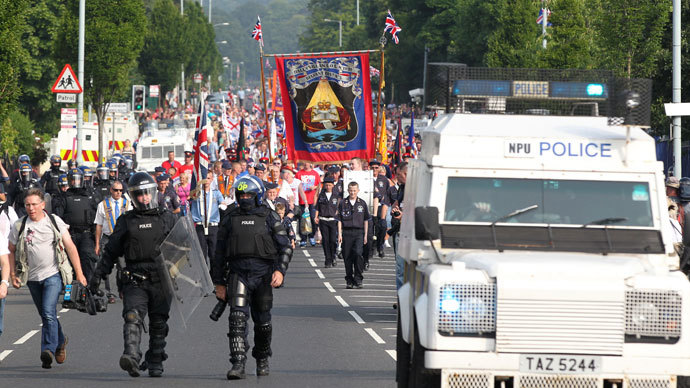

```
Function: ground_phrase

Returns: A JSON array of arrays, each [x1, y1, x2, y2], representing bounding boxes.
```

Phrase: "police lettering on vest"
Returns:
[[227, 208, 278, 260]]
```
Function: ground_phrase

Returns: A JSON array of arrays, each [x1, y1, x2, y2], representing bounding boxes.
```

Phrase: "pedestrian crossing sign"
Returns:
[[51, 64, 82, 93]]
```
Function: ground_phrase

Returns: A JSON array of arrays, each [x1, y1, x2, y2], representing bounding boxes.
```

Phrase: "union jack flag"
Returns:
[[536, 8, 552, 26], [252, 16, 263, 46], [384, 10, 402, 44], [192, 100, 209, 193]]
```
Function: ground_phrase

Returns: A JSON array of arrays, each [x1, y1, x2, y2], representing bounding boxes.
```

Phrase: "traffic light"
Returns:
[[132, 85, 145, 113]]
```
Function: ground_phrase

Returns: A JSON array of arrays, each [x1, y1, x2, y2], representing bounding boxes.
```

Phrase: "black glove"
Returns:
[[88, 273, 102, 295]]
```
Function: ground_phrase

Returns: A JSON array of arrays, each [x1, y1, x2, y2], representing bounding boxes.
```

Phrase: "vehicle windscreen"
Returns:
[[444, 177, 653, 227]]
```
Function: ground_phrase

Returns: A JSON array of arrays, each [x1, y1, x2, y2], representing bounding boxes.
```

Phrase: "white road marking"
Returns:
[[59, 308, 69, 313], [14, 330, 40, 345], [386, 350, 397, 360], [335, 296, 349, 307], [315, 269, 325, 279], [308, 259, 317, 267], [303, 250, 311, 257], [365, 328, 386, 344], [381, 327, 397, 330], [348, 310, 365, 324], [324, 282, 336, 293], [0, 350, 12, 361]]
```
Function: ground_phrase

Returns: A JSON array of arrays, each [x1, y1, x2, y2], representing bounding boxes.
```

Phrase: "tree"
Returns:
[[18, 1, 65, 137], [0, 0, 29, 130], [183, 2, 223, 92], [592, 0, 670, 78], [537, 0, 597, 69], [485, 0, 542, 68], [139, 0, 187, 96], [1, 109, 38, 159], [56, 0, 147, 161]]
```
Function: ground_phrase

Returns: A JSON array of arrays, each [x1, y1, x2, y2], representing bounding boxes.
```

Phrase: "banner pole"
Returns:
[[259, 45, 272, 163], [375, 44, 385, 158]]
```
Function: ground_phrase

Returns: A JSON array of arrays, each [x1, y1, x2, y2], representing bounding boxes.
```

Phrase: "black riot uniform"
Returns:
[[213, 175, 291, 380], [373, 173, 390, 257], [40, 155, 65, 196], [54, 169, 99, 280], [9, 163, 41, 218], [90, 172, 177, 378], [93, 163, 111, 200], [315, 176, 340, 267], [336, 192, 371, 288]]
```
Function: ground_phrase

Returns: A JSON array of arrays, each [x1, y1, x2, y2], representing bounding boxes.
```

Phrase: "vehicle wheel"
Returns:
[[410, 314, 441, 388], [396, 307, 411, 388], [678, 376, 690, 388]]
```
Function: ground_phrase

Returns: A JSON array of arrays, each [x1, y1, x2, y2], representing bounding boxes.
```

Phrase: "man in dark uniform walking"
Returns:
[[213, 175, 292, 380], [54, 168, 99, 280], [337, 181, 370, 289], [89, 172, 177, 378], [40, 155, 65, 197], [314, 175, 339, 267]]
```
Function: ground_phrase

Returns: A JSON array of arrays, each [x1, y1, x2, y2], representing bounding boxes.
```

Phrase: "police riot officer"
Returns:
[[54, 168, 99, 280], [10, 154, 38, 183], [93, 163, 111, 200], [40, 155, 65, 196], [9, 163, 41, 218], [80, 166, 97, 198], [89, 172, 177, 378], [213, 175, 292, 380], [314, 175, 339, 267]]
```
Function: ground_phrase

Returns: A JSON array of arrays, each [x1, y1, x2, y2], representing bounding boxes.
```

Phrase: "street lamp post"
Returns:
[[323, 18, 342, 48]]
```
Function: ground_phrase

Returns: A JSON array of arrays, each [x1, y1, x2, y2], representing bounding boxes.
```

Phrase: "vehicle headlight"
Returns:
[[437, 283, 496, 336], [625, 290, 681, 342]]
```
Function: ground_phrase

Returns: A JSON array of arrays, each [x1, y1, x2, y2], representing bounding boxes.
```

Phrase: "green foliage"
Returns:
[[1, 109, 37, 158], [592, 0, 670, 78], [537, 0, 597, 69], [0, 0, 29, 127], [139, 0, 187, 93], [485, 0, 541, 68], [18, 1, 64, 137]]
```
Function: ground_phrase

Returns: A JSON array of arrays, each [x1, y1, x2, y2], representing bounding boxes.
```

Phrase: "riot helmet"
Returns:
[[81, 166, 94, 187], [112, 153, 123, 167], [19, 163, 32, 185], [679, 177, 690, 201], [128, 172, 159, 211], [58, 174, 68, 188], [67, 168, 84, 189], [96, 163, 109, 180], [124, 157, 133, 169], [67, 159, 78, 169], [18, 154, 30, 164], [106, 160, 118, 180], [50, 155, 62, 170], [232, 175, 265, 211]]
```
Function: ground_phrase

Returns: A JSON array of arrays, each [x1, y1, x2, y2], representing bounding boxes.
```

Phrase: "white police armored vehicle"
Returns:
[[397, 66, 690, 388]]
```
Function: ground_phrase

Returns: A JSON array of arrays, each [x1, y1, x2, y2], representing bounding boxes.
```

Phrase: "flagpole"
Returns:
[[259, 44, 272, 163], [375, 34, 386, 159]]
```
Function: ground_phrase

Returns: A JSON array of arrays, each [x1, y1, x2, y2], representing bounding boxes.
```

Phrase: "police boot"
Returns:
[[143, 318, 168, 377], [226, 311, 247, 380], [252, 323, 272, 376], [120, 310, 143, 377]]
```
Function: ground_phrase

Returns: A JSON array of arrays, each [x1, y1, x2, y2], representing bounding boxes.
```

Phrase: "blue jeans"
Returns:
[[27, 273, 65, 354]]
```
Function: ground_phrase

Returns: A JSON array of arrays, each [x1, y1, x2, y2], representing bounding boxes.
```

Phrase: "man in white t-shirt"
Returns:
[[0, 183, 18, 239], [8, 188, 87, 369], [278, 167, 307, 211]]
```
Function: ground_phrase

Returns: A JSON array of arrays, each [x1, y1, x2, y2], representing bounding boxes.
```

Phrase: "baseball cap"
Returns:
[[323, 175, 335, 184], [222, 160, 232, 170]]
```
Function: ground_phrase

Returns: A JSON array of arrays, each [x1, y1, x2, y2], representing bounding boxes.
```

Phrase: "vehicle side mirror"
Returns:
[[415, 206, 440, 240]]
